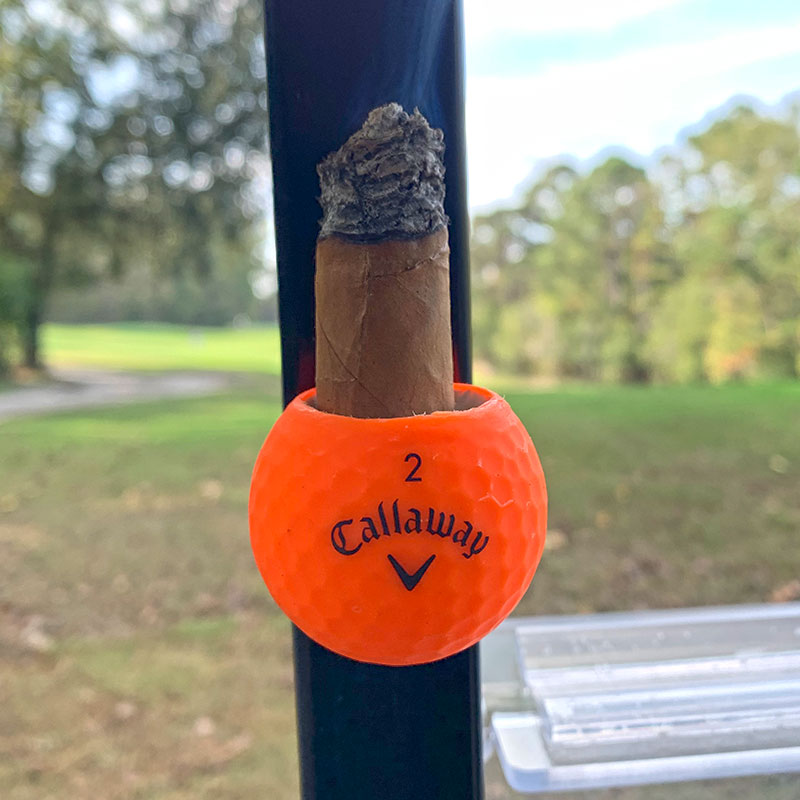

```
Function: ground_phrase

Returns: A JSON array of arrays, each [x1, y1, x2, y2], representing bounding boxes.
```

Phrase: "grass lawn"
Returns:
[[42, 323, 282, 374], [1, 381, 799, 799]]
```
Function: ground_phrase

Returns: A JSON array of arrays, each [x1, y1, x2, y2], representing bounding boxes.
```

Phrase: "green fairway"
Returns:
[[42, 323, 282, 374], [1, 382, 799, 799]]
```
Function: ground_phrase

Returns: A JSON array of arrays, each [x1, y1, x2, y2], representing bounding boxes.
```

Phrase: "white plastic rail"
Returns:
[[481, 603, 800, 792]]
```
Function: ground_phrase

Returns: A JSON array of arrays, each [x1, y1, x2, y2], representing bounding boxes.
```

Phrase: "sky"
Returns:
[[463, 0, 800, 209]]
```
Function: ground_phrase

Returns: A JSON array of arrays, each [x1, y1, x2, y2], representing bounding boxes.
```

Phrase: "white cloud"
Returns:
[[466, 21, 800, 207], [464, 0, 688, 44]]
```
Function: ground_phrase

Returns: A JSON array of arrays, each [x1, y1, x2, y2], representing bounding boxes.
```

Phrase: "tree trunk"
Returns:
[[21, 221, 57, 370], [21, 301, 42, 370]]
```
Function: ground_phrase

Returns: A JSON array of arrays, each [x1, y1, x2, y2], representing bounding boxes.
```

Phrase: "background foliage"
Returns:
[[0, 0, 273, 369], [1, 0, 799, 385], [471, 105, 800, 384]]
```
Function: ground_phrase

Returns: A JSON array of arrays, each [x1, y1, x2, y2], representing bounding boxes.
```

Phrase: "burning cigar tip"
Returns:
[[317, 103, 447, 242]]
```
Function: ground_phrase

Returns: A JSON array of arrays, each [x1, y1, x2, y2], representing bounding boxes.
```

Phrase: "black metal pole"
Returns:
[[263, 2, 481, 798]]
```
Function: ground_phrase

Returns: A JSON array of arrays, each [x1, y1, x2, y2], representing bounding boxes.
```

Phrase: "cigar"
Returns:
[[315, 103, 455, 418]]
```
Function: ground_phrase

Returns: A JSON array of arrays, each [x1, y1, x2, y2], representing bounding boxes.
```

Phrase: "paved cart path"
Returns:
[[0, 369, 230, 422]]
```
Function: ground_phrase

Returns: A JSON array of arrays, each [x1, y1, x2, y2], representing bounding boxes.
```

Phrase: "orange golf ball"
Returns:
[[249, 383, 547, 666]]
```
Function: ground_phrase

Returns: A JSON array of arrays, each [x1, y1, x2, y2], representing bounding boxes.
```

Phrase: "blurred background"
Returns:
[[1, 1, 798, 798]]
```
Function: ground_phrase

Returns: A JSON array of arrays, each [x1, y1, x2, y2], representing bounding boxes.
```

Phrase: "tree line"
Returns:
[[1, 1, 798, 384], [471, 103, 800, 384]]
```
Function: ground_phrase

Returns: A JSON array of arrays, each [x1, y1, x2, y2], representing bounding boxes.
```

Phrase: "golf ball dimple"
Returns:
[[249, 383, 547, 666]]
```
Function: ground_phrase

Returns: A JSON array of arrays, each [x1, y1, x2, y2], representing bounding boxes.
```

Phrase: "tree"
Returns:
[[0, 0, 268, 368], [542, 157, 672, 382], [471, 158, 671, 382], [665, 105, 800, 381]]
